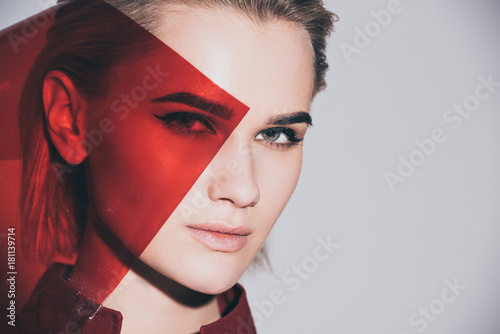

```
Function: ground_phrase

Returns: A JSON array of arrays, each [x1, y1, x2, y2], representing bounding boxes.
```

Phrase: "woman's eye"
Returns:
[[255, 127, 303, 149], [175, 115, 197, 128], [154, 112, 216, 136], [259, 129, 287, 143]]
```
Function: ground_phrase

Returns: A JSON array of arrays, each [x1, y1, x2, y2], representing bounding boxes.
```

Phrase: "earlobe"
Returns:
[[42, 70, 89, 165]]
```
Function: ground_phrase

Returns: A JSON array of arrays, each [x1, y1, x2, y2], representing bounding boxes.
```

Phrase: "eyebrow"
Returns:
[[268, 111, 313, 126], [152, 92, 234, 120]]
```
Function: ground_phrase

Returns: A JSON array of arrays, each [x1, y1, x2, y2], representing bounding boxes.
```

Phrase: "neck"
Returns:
[[70, 220, 221, 333], [69, 220, 133, 304], [103, 261, 221, 334]]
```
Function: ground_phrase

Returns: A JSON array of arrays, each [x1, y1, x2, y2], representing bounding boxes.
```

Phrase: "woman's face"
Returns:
[[85, 4, 314, 294]]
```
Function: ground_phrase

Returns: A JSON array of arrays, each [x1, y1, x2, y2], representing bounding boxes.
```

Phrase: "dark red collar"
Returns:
[[20, 263, 256, 333]]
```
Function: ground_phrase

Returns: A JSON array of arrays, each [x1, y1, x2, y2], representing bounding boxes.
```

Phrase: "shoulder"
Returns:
[[19, 263, 122, 334], [19, 264, 257, 333]]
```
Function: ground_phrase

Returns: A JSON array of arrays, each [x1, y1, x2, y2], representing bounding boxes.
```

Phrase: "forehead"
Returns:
[[151, 4, 315, 111]]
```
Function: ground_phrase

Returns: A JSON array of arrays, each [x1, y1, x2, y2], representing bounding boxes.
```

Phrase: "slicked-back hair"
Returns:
[[20, 0, 337, 264]]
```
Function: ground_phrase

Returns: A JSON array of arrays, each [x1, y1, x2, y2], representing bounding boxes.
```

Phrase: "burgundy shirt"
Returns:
[[19, 264, 257, 333]]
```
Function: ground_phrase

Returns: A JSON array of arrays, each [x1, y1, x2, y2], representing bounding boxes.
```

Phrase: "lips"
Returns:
[[186, 222, 251, 252]]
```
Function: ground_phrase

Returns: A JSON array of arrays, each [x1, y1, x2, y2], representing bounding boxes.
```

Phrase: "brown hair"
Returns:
[[109, 0, 338, 94], [19, 0, 337, 264]]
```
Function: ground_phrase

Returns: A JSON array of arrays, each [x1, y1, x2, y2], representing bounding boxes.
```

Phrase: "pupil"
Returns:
[[263, 130, 280, 141], [178, 116, 195, 127]]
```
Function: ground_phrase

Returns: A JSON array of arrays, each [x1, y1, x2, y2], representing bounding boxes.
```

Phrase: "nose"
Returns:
[[206, 136, 260, 208]]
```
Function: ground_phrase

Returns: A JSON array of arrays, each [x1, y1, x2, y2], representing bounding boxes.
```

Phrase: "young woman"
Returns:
[[17, 0, 336, 332]]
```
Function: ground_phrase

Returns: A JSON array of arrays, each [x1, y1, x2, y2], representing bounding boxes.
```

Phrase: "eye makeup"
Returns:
[[255, 126, 304, 150], [153, 112, 216, 137], [152, 103, 309, 151], [152, 92, 234, 120]]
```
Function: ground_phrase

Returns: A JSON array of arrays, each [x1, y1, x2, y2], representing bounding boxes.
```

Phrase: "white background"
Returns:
[[1, 0, 499, 333]]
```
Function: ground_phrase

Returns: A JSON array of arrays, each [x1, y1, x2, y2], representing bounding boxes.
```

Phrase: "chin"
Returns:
[[161, 255, 250, 295], [187, 277, 239, 295]]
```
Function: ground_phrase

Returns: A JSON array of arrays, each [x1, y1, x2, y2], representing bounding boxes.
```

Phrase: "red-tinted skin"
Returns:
[[1, 2, 250, 306], [3, 1, 314, 318], [69, 34, 250, 304], [88, 55, 249, 259]]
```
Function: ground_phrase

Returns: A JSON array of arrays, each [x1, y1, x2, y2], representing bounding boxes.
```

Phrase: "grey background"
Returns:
[[2, 0, 499, 333]]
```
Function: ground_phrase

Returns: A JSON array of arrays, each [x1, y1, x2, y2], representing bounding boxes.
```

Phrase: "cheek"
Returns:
[[256, 150, 303, 232], [85, 115, 228, 256], [80, 41, 252, 258]]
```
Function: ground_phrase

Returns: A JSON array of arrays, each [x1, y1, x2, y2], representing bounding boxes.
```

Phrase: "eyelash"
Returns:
[[254, 127, 303, 150], [154, 112, 303, 149], [153, 112, 215, 136]]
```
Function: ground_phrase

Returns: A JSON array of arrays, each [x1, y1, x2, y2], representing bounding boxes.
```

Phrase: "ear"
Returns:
[[43, 70, 89, 165]]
